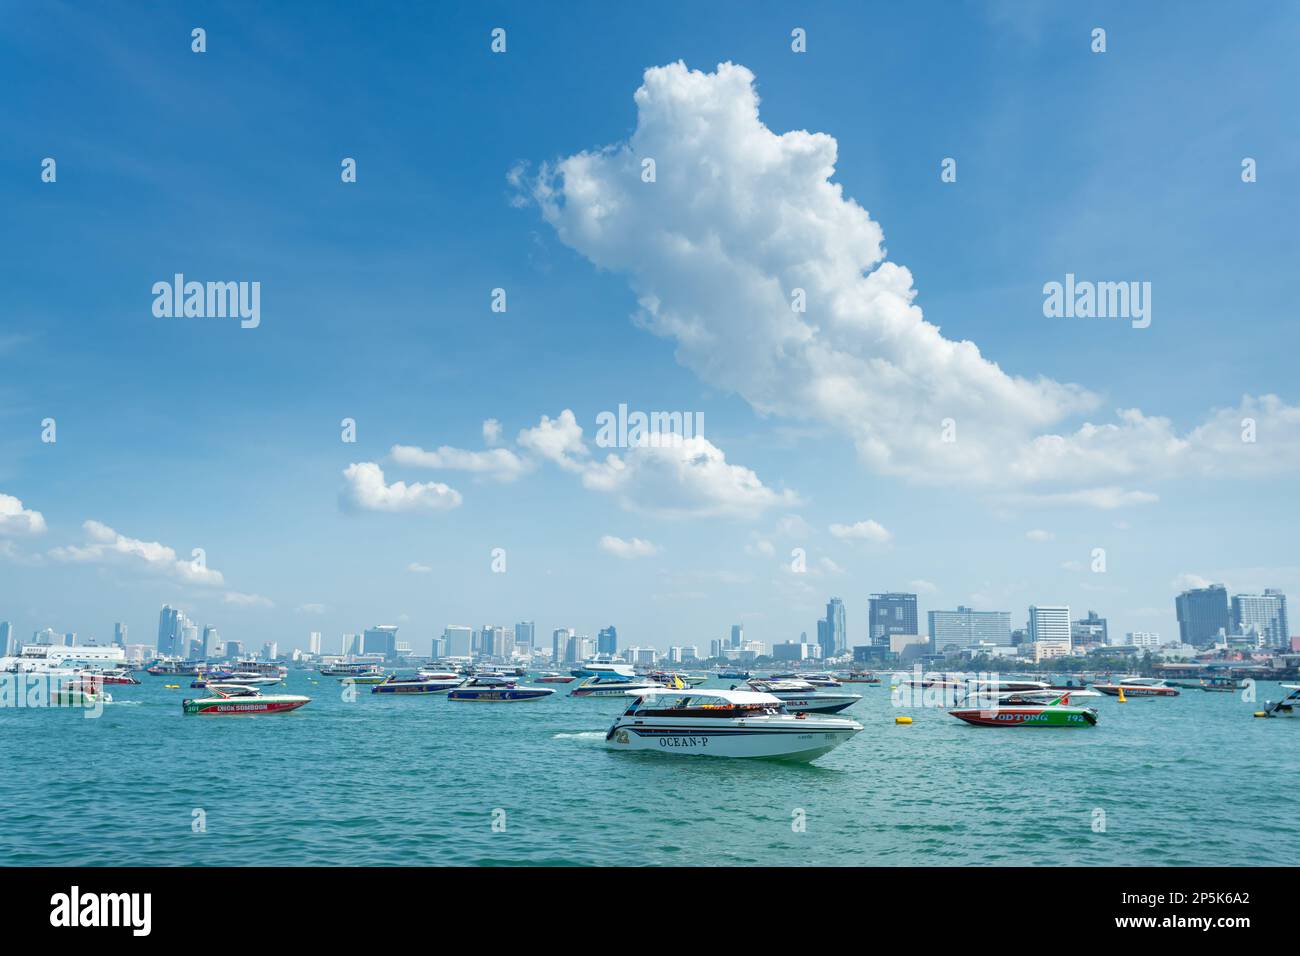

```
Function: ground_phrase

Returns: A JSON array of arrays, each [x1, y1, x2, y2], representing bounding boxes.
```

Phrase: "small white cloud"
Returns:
[[820, 557, 846, 575], [828, 519, 892, 544], [341, 462, 462, 513], [1011, 487, 1159, 510], [408, 562, 433, 573], [1025, 529, 1054, 542], [0, 493, 46, 536], [599, 535, 660, 558], [909, 579, 938, 594], [1172, 572, 1213, 591], [50, 520, 225, 586], [482, 418, 503, 446], [390, 444, 529, 482], [517, 409, 589, 472], [225, 591, 274, 608]]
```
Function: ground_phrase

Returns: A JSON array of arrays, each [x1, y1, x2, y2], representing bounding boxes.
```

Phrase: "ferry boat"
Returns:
[[744, 679, 861, 714], [1092, 677, 1179, 697], [840, 671, 881, 684], [949, 693, 1098, 728], [182, 683, 310, 715], [604, 688, 863, 761], [1199, 676, 1242, 692], [448, 676, 555, 702], [569, 675, 665, 698], [371, 674, 463, 695], [319, 662, 381, 677]]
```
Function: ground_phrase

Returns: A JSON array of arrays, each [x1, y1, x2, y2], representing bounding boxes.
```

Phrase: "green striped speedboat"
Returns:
[[183, 683, 310, 715]]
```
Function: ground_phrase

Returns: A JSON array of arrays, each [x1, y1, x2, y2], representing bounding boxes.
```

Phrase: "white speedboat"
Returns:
[[605, 688, 862, 761], [1257, 684, 1300, 718], [183, 683, 309, 715], [570, 675, 665, 698], [744, 679, 861, 714], [1092, 677, 1179, 697], [571, 661, 636, 679], [769, 672, 842, 687]]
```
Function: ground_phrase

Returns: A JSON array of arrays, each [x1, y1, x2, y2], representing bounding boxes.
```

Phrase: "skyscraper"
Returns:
[[113, 622, 128, 647], [0, 621, 13, 657], [823, 598, 846, 655], [729, 624, 744, 648], [1175, 584, 1230, 646], [363, 625, 399, 657], [308, 631, 322, 655], [597, 625, 618, 656], [928, 607, 1012, 653], [868, 593, 915, 647], [157, 605, 190, 657], [515, 621, 536, 649], [1029, 605, 1071, 653], [443, 625, 473, 657], [1232, 590, 1289, 648], [552, 627, 574, 663], [202, 625, 221, 659]]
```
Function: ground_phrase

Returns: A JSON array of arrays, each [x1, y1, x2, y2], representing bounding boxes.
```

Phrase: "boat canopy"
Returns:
[[629, 688, 780, 706]]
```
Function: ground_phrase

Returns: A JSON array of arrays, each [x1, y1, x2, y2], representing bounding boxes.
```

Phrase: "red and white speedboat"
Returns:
[[536, 673, 576, 683], [1092, 677, 1179, 697]]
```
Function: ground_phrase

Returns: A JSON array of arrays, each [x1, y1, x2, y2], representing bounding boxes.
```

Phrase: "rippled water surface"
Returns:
[[1, 674, 1295, 865]]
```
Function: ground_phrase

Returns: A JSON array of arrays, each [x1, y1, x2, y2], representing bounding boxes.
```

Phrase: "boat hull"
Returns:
[[183, 696, 309, 715], [1095, 685, 1179, 697], [771, 693, 861, 714], [448, 687, 554, 702], [949, 707, 1097, 727], [605, 720, 860, 760]]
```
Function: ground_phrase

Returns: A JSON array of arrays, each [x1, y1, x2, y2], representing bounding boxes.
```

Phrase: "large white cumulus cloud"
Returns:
[[531, 61, 1299, 493]]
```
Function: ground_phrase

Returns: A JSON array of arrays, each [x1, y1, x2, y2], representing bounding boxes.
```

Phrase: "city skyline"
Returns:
[[2, 4, 1298, 657]]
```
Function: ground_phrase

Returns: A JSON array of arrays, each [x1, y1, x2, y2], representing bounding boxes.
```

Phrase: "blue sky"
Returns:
[[1, 1, 1297, 655]]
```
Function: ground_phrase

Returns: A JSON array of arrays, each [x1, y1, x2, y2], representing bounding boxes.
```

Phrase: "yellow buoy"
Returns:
[[1117, 687, 1127, 703], [895, 716, 912, 725], [1254, 711, 1268, 718], [164, 684, 179, 689]]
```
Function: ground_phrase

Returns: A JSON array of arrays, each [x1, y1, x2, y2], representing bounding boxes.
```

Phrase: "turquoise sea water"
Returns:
[[0, 673, 1295, 866]]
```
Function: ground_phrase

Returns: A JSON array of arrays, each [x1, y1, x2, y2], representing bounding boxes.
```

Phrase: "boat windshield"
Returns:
[[625, 695, 781, 718]]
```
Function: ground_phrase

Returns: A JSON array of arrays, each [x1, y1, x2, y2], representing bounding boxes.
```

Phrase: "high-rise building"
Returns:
[[308, 631, 322, 655], [363, 625, 399, 657], [1071, 610, 1108, 647], [729, 624, 744, 648], [597, 625, 618, 656], [515, 621, 536, 649], [869, 593, 915, 647], [340, 632, 361, 656], [1175, 584, 1230, 646], [262, 641, 279, 660], [709, 638, 724, 658], [825, 598, 847, 655], [1232, 590, 1289, 649], [552, 627, 575, 663], [32, 626, 58, 646], [113, 622, 128, 648], [928, 607, 1012, 653], [157, 605, 191, 657], [202, 625, 221, 659], [0, 621, 14, 657], [443, 625, 473, 657], [1028, 605, 1071, 653], [63, 632, 76, 646]]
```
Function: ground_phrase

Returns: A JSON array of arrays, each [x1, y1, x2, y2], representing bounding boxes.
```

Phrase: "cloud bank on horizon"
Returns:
[[524, 61, 1299, 499]]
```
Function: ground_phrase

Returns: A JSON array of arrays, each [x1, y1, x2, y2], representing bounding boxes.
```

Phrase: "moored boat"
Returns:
[[604, 688, 863, 760], [1092, 678, 1179, 697], [448, 676, 555, 702], [535, 672, 576, 683], [744, 679, 861, 714], [570, 675, 665, 698], [949, 693, 1098, 728], [371, 674, 462, 695], [182, 683, 310, 715]]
